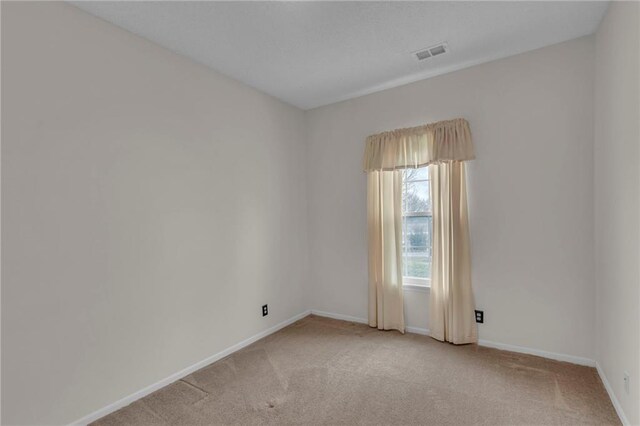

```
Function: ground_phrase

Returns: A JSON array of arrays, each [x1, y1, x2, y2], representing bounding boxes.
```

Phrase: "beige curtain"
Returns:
[[363, 118, 474, 172], [364, 118, 476, 342], [367, 170, 405, 333], [429, 162, 477, 344]]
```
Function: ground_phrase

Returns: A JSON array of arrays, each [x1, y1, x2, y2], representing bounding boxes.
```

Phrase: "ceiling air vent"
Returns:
[[414, 42, 449, 61]]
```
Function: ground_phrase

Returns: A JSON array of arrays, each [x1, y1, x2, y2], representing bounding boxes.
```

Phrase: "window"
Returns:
[[401, 167, 432, 288]]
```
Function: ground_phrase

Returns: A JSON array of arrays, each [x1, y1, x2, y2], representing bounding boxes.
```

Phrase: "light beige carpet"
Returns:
[[93, 315, 620, 425]]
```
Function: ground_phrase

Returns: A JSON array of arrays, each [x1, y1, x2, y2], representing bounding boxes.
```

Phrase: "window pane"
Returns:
[[403, 180, 430, 213], [402, 216, 432, 279], [402, 169, 430, 214], [404, 255, 431, 279], [401, 167, 432, 282], [404, 167, 429, 181]]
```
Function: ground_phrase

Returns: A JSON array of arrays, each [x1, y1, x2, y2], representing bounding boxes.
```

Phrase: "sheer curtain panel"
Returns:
[[367, 170, 405, 332]]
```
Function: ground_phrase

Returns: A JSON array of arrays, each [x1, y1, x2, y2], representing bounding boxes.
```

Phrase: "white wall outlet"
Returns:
[[623, 371, 630, 394]]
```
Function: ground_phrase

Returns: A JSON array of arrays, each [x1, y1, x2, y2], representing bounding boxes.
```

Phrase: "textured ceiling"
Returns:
[[71, 1, 609, 110]]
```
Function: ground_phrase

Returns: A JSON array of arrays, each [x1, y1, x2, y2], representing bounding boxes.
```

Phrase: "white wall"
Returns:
[[306, 37, 596, 361], [3, 2, 635, 425], [594, 2, 640, 424], [1, 3, 308, 425]]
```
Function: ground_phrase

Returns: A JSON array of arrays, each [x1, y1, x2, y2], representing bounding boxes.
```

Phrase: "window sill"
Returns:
[[403, 283, 430, 293]]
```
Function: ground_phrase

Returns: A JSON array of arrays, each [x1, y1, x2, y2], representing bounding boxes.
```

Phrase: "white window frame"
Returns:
[[403, 277, 431, 292], [401, 171, 432, 291]]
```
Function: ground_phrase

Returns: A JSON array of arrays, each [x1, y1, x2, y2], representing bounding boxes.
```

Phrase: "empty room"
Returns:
[[2, 1, 639, 425]]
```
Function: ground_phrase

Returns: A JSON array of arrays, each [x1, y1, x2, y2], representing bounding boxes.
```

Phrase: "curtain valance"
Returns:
[[363, 118, 474, 172]]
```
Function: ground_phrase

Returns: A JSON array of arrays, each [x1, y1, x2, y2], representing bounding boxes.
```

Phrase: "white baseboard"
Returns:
[[310, 309, 368, 325], [70, 310, 311, 426], [310, 310, 594, 366], [406, 325, 430, 335], [477, 339, 595, 367], [310, 309, 430, 335], [596, 361, 630, 425]]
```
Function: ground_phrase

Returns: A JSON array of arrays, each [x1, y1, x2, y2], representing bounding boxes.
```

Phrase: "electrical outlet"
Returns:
[[624, 372, 630, 394], [475, 310, 484, 324], [262, 304, 268, 317]]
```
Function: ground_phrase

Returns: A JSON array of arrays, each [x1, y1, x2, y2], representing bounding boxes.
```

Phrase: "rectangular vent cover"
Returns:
[[414, 42, 448, 61]]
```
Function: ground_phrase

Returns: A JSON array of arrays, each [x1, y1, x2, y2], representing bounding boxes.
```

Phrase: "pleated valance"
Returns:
[[363, 118, 474, 172]]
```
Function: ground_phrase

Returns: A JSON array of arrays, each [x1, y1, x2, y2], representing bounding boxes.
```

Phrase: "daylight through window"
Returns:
[[402, 167, 432, 286]]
